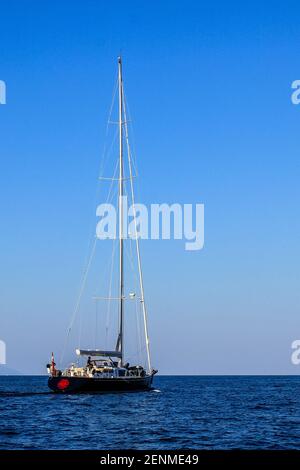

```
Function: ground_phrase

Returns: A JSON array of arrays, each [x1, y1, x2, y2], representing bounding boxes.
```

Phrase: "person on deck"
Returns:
[[87, 356, 92, 368]]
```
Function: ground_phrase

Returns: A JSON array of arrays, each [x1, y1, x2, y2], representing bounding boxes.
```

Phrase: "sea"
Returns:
[[0, 375, 300, 450]]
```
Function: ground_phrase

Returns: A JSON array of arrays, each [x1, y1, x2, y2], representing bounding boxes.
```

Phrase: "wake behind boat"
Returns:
[[47, 57, 157, 393]]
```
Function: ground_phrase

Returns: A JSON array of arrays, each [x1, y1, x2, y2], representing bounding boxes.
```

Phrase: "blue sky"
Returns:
[[1, 1, 300, 374]]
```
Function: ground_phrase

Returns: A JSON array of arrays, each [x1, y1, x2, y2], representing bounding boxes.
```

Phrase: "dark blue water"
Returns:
[[0, 376, 300, 449]]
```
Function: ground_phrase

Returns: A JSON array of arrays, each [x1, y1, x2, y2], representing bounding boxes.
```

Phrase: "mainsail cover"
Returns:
[[76, 349, 122, 358]]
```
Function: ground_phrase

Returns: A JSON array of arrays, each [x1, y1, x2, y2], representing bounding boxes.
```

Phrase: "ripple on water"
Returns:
[[1, 376, 300, 449]]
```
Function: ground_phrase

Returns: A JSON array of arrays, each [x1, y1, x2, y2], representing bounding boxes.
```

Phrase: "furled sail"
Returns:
[[75, 349, 122, 358]]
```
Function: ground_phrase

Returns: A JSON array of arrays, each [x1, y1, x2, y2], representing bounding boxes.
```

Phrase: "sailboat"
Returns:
[[47, 57, 157, 392]]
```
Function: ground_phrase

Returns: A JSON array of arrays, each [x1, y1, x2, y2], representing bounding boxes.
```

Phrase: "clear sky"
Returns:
[[1, 1, 300, 374]]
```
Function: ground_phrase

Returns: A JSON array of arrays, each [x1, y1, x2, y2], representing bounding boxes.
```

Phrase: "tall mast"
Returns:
[[117, 56, 124, 364]]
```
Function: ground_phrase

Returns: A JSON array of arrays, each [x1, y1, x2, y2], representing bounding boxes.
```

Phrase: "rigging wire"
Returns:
[[60, 66, 151, 372], [60, 236, 97, 365], [95, 299, 98, 349], [122, 167, 143, 364], [123, 85, 152, 372], [60, 75, 120, 366], [104, 237, 117, 349]]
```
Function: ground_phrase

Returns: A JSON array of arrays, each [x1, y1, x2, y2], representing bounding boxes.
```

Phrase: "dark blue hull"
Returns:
[[48, 374, 154, 393]]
